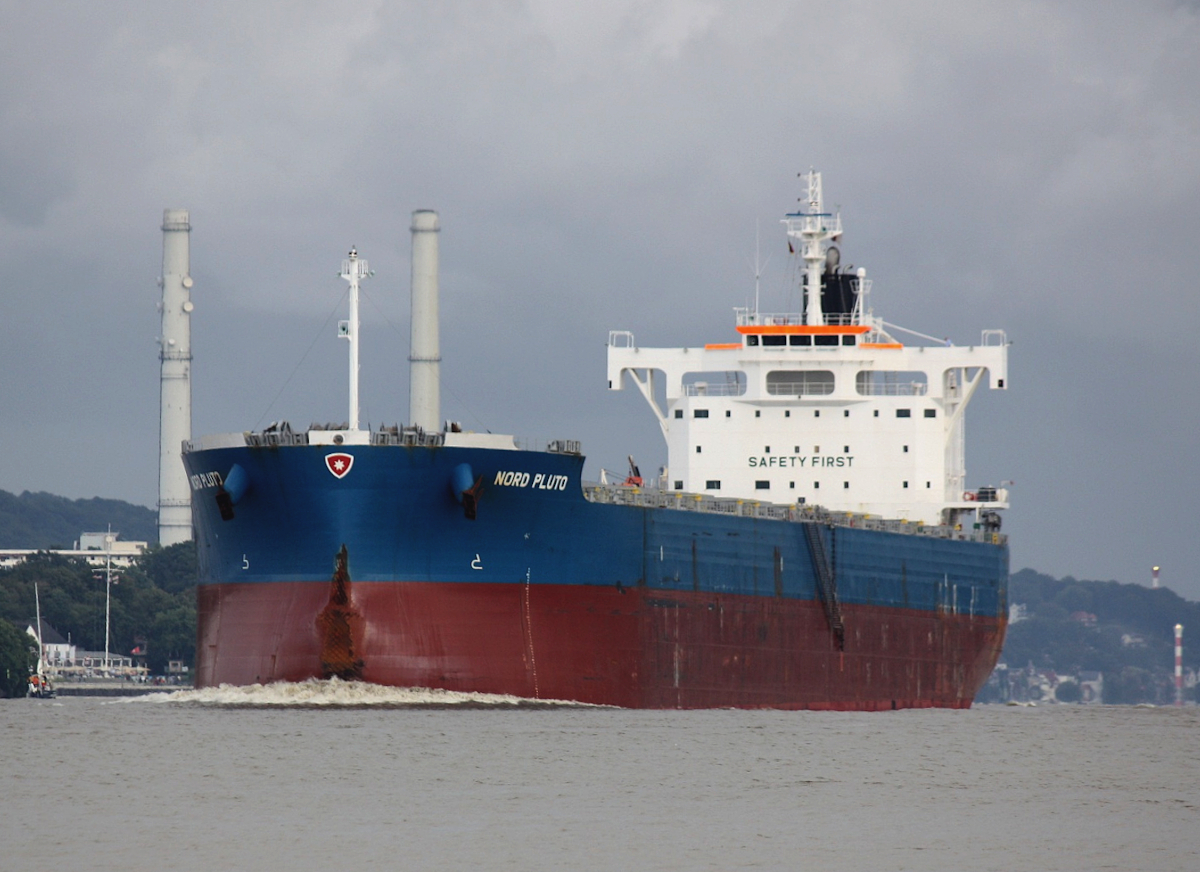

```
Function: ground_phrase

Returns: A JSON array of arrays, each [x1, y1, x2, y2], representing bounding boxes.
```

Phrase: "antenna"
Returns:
[[748, 219, 771, 316], [339, 247, 373, 430]]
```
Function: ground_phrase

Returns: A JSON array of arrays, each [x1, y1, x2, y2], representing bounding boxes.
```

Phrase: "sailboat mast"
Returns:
[[104, 527, 113, 673], [34, 582, 45, 676]]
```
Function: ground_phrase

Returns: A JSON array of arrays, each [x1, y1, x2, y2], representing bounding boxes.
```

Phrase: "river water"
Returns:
[[2, 683, 1195, 871]]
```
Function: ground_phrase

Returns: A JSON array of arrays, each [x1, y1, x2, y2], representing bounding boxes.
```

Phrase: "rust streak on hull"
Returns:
[[315, 545, 365, 681]]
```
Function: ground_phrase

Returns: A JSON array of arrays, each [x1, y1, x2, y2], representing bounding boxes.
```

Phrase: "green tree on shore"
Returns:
[[0, 616, 36, 698], [0, 542, 197, 675]]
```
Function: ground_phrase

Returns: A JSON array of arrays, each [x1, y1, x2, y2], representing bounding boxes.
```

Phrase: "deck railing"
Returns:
[[581, 484, 1006, 544]]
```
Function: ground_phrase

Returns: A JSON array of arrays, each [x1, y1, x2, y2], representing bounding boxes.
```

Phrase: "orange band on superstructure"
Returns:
[[703, 343, 742, 350], [860, 342, 904, 349]]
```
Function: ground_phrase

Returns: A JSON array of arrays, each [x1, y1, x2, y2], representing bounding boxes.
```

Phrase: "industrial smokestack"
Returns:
[[158, 209, 193, 546], [409, 210, 440, 432]]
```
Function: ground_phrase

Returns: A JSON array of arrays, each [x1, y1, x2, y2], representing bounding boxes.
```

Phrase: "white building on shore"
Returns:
[[24, 619, 138, 677], [0, 531, 148, 571]]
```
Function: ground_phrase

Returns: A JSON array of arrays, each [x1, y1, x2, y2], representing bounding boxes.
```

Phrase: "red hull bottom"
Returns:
[[196, 581, 1006, 710]]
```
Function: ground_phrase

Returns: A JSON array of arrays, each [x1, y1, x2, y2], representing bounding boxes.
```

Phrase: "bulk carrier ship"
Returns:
[[183, 171, 1010, 709]]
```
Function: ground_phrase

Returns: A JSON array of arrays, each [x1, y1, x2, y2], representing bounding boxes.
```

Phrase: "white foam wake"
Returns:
[[125, 677, 591, 707]]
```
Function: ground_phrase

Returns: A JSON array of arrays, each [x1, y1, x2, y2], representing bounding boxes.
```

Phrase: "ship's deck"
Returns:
[[582, 483, 1006, 545]]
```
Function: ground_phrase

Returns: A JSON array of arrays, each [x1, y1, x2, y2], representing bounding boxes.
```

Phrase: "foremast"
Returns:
[[339, 248, 372, 431]]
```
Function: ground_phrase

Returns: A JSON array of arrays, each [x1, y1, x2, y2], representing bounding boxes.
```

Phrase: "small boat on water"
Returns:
[[27, 583, 56, 699], [27, 673, 55, 699]]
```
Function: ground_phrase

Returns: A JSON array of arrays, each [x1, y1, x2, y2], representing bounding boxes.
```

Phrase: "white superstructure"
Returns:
[[157, 208, 194, 545], [608, 171, 1009, 527]]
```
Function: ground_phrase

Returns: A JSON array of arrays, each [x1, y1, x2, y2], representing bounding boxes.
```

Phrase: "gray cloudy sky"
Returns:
[[2, 1, 1198, 599]]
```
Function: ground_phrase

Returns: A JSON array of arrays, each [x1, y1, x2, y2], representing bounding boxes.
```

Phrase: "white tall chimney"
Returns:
[[158, 209, 193, 545], [409, 210, 441, 431]]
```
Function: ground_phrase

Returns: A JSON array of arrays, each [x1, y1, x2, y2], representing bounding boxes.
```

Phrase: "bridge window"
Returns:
[[789, 335, 812, 346], [683, 371, 746, 397], [762, 335, 787, 347], [767, 370, 834, 396], [856, 370, 928, 396]]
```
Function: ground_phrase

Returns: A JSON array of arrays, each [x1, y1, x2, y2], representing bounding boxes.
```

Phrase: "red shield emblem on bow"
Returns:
[[325, 453, 354, 479]]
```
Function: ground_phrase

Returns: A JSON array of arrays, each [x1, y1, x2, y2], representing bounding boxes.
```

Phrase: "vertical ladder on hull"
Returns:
[[803, 523, 845, 650]]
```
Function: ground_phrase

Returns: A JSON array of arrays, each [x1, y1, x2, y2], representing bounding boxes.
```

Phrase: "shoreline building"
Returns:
[[0, 531, 147, 571]]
